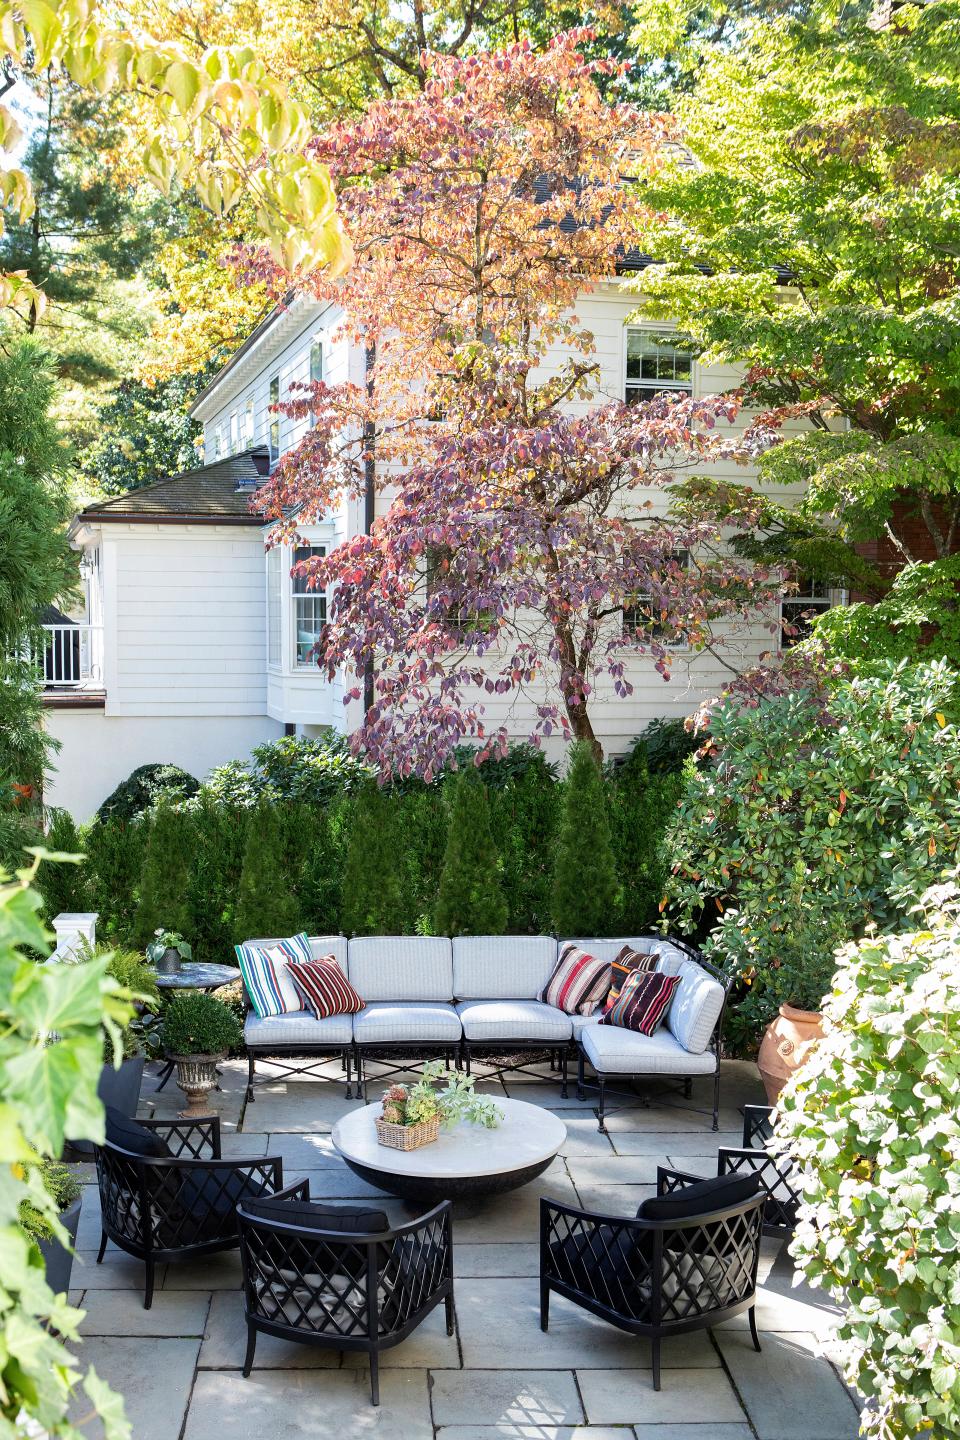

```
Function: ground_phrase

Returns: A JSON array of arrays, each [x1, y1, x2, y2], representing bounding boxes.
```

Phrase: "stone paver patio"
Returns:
[[68, 1057, 861, 1440]]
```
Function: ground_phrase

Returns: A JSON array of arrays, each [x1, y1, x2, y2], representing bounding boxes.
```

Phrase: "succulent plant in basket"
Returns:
[[376, 1061, 502, 1150], [162, 993, 242, 1118]]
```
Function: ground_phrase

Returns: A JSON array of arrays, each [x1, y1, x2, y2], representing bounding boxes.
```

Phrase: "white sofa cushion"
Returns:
[[347, 937, 453, 1002], [659, 959, 725, 1055], [246, 935, 349, 969], [245, 1009, 354, 1047], [353, 1002, 462, 1044], [456, 999, 572, 1043], [570, 1009, 605, 1040], [560, 937, 666, 966], [453, 936, 558, 1000], [581, 1023, 717, 1076]]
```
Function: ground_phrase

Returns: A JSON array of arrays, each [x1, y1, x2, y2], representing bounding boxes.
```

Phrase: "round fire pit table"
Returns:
[[331, 1097, 566, 1204]]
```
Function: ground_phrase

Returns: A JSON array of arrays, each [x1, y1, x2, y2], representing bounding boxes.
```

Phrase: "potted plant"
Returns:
[[20, 1160, 82, 1296], [377, 1060, 502, 1150], [146, 928, 193, 976], [162, 992, 243, 1118]]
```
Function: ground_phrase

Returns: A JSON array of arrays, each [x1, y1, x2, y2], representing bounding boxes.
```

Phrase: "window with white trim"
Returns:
[[623, 551, 691, 647], [309, 339, 323, 423], [268, 374, 281, 461], [780, 574, 832, 646], [213, 421, 225, 459], [292, 545, 327, 666], [229, 409, 240, 453], [625, 328, 693, 403], [243, 395, 255, 447], [266, 547, 282, 667]]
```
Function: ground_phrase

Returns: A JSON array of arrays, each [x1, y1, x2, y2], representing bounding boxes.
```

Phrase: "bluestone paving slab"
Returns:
[[499, 1082, 595, 1112], [67, 1337, 199, 1440], [163, 1250, 243, 1290], [724, 1283, 841, 1337], [291, 1165, 400, 1199], [436, 1429, 629, 1440], [633, 1426, 754, 1439], [199, 1291, 340, 1368], [557, 1119, 617, 1157], [242, 1085, 366, 1133], [220, 1131, 270, 1156], [78, 1288, 210, 1336], [611, 1131, 740, 1156], [430, 1369, 584, 1427], [183, 1368, 433, 1439], [75, 1190, 104, 1250], [71, 1249, 162, 1292], [264, 1132, 340, 1167], [572, 1185, 656, 1216], [341, 1304, 459, 1367], [452, 1175, 580, 1243], [453, 1243, 540, 1278], [565, 1157, 662, 1188], [457, 1280, 719, 1369], [577, 1367, 745, 1425], [714, 1329, 860, 1440]]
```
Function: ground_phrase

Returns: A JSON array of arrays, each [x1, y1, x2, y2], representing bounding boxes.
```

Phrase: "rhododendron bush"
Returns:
[[253, 33, 778, 779]]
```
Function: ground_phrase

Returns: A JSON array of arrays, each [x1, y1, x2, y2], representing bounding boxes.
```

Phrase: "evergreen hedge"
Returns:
[[551, 741, 621, 936], [434, 771, 508, 936]]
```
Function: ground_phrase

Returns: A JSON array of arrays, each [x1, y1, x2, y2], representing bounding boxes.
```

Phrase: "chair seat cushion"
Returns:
[[353, 1002, 462, 1045], [243, 1196, 389, 1233], [105, 1107, 170, 1158], [581, 1024, 717, 1075], [638, 1172, 761, 1222], [245, 1009, 354, 1047], [456, 999, 573, 1043]]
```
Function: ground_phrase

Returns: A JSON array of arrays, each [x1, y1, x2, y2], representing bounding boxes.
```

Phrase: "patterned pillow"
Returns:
[[234, 933, 312, 1018], [538, 944, 612, 1016], [288, 957, 366, 1020], [600, 968, 680, 1036], [603, 944, 661, 1010]]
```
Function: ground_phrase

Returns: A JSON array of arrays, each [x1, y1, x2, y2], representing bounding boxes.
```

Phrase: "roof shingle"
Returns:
[[78, 448, 270, 524]]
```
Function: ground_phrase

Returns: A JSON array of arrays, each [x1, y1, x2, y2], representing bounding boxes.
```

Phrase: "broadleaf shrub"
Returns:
[[776, 883, 960, 1440], [97, 762, 199, 824], [666, 661, 960, 1049]]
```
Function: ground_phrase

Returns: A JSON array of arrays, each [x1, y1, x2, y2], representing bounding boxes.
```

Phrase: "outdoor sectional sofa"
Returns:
[[243, 934, 729, 1129]]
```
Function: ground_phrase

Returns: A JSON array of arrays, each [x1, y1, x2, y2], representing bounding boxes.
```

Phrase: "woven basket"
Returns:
[[375, 1113, 440, 1150]]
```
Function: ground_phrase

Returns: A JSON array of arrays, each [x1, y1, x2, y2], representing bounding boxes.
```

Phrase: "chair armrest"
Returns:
[[742, 1104, 775, 1150], [656, 1165, 705, 1195], [139, 1115, 221, 1159], [267, 1175, 310, 1203]]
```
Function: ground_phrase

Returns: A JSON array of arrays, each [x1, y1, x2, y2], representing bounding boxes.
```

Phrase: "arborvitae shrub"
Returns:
[[294, 801, 344, 934], [234, 800, 300, 940], [434, 770, 508, 936], [397, 788, 448, 933], [490, 768, 560, 932], [609, 750, 683, 933], [187, 798, 247, 960], [134, 800, 194, 946], [551, 740, 620, 937], [37, 809, 91, 920], [86, 815, 147, 945], [340, 782, 406, 935]]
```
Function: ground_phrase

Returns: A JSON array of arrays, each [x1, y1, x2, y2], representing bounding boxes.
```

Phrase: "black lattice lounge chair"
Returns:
[[236, 1184, 454, 1404], [540, 1169, 765, 1388], [94, 1107, 289, 1307], [713, 1104, 801, 1237]]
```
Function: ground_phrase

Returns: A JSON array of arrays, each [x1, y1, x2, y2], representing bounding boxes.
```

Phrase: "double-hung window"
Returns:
[[625, 328, 694, 403], [623, 551, 691, 647], [309, 340, 323, 424], [268, 375, 281, 462], [781, 574, 832, 646], [293, 545, 327, 666], [243, 395, 255, 448]]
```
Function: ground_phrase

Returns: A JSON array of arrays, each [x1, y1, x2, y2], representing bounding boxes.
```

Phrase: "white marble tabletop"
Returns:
[[332, 1097, 566, 1179]]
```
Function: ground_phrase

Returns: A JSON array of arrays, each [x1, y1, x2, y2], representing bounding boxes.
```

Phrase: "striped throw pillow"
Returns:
[[538, 944, 613, 1016], [234, 933, 312, 1018], [603, 944, 661, 1010], [600, 968, 680, 1036], [288, 957, 365, 1020]]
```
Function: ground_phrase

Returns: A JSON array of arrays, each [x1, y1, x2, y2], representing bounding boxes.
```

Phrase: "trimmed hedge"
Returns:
[[47, 735, 683, 956]]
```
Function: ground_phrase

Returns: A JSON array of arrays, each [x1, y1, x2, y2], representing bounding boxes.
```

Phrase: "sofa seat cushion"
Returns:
[[581, 1023, 717, 1076], [347, 937, 453, 1002], [456, 999, 572, 1043], [569, 1009, 604, 1040], [661, 960, 725, 1056], [245, 1009, 354, 1047], [353, 1002, 462, 1045], [452, 936, 558, 1001]]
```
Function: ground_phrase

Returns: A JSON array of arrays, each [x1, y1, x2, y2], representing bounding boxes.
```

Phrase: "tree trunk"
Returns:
[[564, 695, 603, 766]]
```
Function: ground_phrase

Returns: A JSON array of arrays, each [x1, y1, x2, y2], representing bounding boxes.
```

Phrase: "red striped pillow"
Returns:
[[538, 944, 613, 1016], [600, 968, 680, 1036], [287, 957, 365, 1020]]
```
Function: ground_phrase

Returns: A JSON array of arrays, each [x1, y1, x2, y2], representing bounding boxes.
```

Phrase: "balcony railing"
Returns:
[[36, 624, 104, 689]]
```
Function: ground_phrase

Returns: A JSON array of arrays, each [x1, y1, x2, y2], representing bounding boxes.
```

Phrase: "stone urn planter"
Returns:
[[170, 1053, 223, 1118], [38, 1195, 82, 1296], [757, 1003, 825, 1103]]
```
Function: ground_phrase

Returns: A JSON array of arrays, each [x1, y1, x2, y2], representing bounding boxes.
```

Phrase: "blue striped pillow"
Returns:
[[235, 933, 313, 1018]]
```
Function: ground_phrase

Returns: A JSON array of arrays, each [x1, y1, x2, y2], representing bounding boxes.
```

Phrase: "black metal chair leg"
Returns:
[[652, 1336, 661, 1391], [748, 1305, 762, 1353], [540, 1281, 550, 1331], [246, 1053, 256, 1103], [683, 1077, 693, 1098], [597, 1076, 607, 1134], [369, 1351, 380, 1406], [445, 1293, 456, 1336], [97, 1229, 108, 1264], [464, 1046, 471, 1077], [242, 1322, 258, 1377], [713, 1063, 721, 1131], [344, 1049, 353, 1100], [143, 1258, 155, 1311], [577, 1049, 585, 1102], [560, 1048, 568, 1099]]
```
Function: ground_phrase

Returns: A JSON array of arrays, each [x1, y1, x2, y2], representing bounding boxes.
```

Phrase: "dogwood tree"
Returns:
[[255, 34, 777, 777]]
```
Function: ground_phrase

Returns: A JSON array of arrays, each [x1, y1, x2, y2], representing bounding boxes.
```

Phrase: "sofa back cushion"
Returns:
[[307, 935, 349, 970], [659, 958, 725, 1055], [453, 935, 558, 1000], [347, 936, 453, 1002], [562, 937, 665, 966]]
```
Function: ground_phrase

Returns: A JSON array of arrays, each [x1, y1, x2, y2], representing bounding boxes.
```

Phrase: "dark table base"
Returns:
[[341, 1153, 557, 1204]]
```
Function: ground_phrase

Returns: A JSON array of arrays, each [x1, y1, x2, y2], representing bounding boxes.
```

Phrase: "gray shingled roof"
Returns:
[[79, 447, 271, 524]]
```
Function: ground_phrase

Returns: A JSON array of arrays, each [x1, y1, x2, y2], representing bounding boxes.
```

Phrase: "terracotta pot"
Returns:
[[170, 1053, 222, 1118], [757, 1003, 824, 1103]]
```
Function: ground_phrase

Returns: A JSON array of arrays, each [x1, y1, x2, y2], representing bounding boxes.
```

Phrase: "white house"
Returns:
[[44, 282, 829, 820]]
